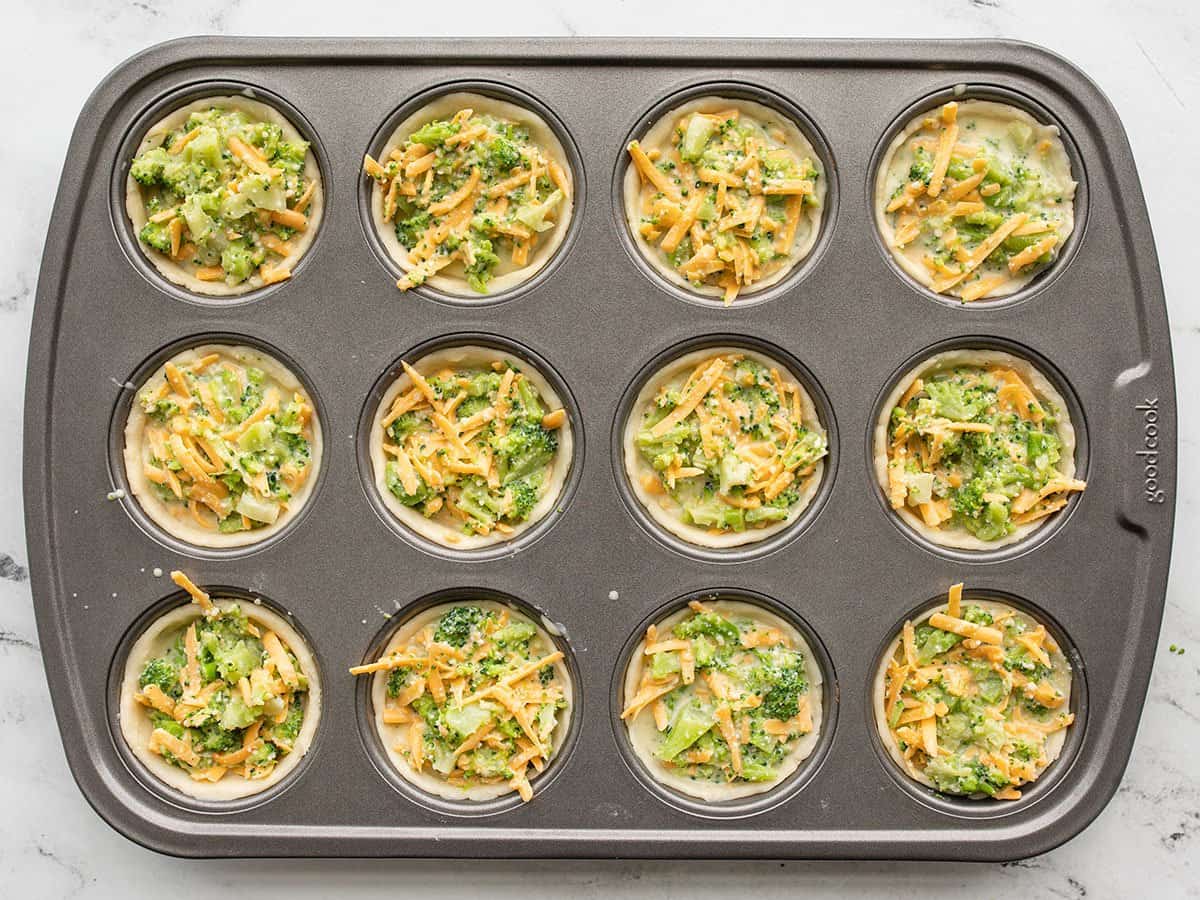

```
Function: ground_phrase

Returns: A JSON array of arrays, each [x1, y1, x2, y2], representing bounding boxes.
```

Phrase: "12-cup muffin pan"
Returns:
[[24, 37, 1175, 860]]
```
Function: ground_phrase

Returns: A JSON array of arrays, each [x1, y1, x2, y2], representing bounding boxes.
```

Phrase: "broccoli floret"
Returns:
[[434, 606, 488, 647], [138, 221, 173, 253], [213, 639, 262, 683], [221, 239, 261, 283], [395, 211, 432, 249], [387, 412, 421, 443], [951, 480, 986, 518], [138, 656, 182, 699], [925, 380, 987, 422], [673, 612, 740, 645], [506, 477, 540, 520], [915, 624, 963, 663], [272, 140, 309, 173], [269, 704, 304, 746], [492, 621, 537, 647], [493, 421, 557, 483], [411, 693, 444, 732], [384, 461, 433, 508], [386, 667, 412, 697], [487, 137, 521, 172], [759, 663, 807, 721], [248, 741, 278, 768], [195, 722, 241, 753], [457, 476, 504, 529], [924, 754, 1011, 796], [410, 120, 460, 147], [512, 377, 545, 420], [130, 147, 171, 185], [464, 235, 500, 293], [149, 711, 185, 740]]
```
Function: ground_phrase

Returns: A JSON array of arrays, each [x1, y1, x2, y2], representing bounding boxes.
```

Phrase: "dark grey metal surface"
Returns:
[[23, 37, 1175, 860]]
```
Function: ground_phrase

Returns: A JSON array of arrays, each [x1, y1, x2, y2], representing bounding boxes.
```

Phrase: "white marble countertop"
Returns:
[[4, 1, 1197, 896]]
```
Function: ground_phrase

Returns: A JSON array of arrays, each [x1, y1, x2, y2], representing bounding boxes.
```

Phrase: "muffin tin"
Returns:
[[23, 37, 1174, 859]]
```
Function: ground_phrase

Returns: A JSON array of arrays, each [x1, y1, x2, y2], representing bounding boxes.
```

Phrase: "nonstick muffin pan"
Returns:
[[24, 37, 1175, 860]]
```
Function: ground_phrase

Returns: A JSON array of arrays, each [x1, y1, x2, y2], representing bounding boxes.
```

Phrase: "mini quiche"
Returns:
[[874, 583, 1075, 800], [352, 601, 573, 803], [369, 346, 572, 549], [364, 91, 573, 295], [123, 344, 321, 549], [621, 598, 823, 801], [126, 96, 322, 296], [624, 347, 828, 548], [873, 349, 1084, 550], [875, 99, 1076, 301], [624, 96, 825, 304], [119, 571, 320, 801]]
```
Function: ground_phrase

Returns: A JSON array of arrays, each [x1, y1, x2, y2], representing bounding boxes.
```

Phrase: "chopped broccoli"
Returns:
[[410, 120, 461, 147], [384, 461, 433, 508], [464, 235, 500, 293], [138, 221, 173, 253], [487, 137, 521, 171], [493, 421, 557, 483], [673, 611, 740, 645], [395, 211, 432, 249], [130, 147, 171, 185], [138, 656, 182, 699], [434, 606, 488, 647], [759, 662, 807, 721], [506, 476, 541, 520]]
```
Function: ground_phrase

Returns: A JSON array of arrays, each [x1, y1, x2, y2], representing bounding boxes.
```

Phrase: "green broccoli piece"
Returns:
[[492, 621, 536, 647], [149, 711, 185, 740], [387, 412, 421, 443], [456, 476, 504, 529], [759, 663, 808, 721], [925, 380, 987, 422], [487, 137, 521, 172], [915, 624, 963, 663], [924, 754, 1011, 796], [464, 235, 500, 293], [213, 639, 262, 683], [138, 656, 182, 700], [130, 147, 171, 185], [269, 704, 304, 746], [434, 606, 488, 648], [395, 211, 432, 249], [411, 120, 460, 147], [673, 612, 740, 645], [386, 667, 412, 697], [384, 461, 433, 508], [506, 477, 541, 520], [138, 221, 173, 253], [220, 240, 261, 283], [493, 421, 557, 483], [195, 722, 241, 753]]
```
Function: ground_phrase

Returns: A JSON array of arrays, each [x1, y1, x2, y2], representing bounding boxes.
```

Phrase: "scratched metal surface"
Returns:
[[23, 37, 1174, 859]]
